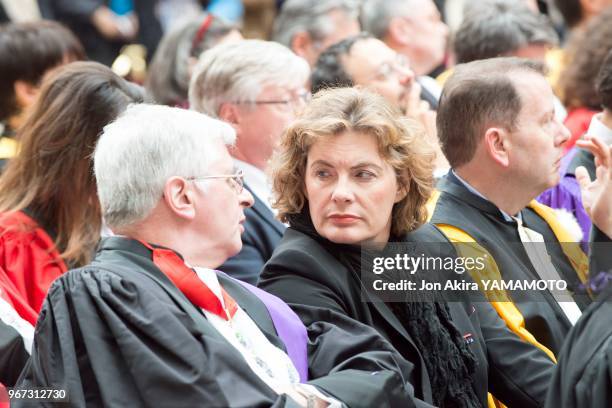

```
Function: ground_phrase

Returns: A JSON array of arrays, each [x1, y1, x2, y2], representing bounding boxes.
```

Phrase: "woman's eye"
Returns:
[[315, 170, 331, 178], [355, 170, 376, 179]]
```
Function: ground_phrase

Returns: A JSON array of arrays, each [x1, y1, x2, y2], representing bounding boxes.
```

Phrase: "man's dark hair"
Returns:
[[0, 21, 85, 123], [310, 32, 371, 93], [437, 57, 545, 168], [596, 49, 612, 111], [553, 0, 583, 28], [454, 0, 557, 63]]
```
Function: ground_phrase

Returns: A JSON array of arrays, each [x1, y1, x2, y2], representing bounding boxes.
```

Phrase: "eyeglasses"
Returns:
[[369, 54, 412, 82], [236, 90, 312, 107], [187, 169, 244, 194]]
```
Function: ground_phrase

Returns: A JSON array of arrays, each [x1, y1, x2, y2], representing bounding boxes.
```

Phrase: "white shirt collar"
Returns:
[[586, 113, 612, 146], [452, 170, 518, 222], [234, 159, 273, 211]]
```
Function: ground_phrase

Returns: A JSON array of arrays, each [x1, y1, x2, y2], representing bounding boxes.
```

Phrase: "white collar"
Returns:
[[234, 159, 273, 211], [586, 113, 612, 146]]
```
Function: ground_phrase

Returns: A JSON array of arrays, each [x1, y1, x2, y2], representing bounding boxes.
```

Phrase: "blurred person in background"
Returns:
[[454, 0, 558, 66], [40, 0, 163, 66], [0, 62, 143, 326], [189, 40, 310, 284], [0, 0, 40, 22], [272, 0, 360, 67], [0, 20, 84, 171], [146, 13, 242, 107], [311, 33, 449, 176], [558, 8, 612, 152], [553, 0, 612, 34], [447, 0, 564, 121], [361, 0, 449, 107]]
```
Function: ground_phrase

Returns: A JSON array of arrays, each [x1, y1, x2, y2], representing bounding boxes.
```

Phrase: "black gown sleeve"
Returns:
[[471, 298, 555, 407], [300, 305, 421, 408], [0, 319, 29, 387], [13, 267, 297, 407], [261, 248, 436, 408]]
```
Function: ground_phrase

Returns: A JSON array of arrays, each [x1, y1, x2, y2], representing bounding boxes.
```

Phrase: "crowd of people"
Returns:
[[1, 0, 611, 407]]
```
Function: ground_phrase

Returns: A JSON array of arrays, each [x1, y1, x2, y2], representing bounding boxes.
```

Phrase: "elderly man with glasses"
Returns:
[[14, 104, 417, 407], [189, 39, 311, 284]]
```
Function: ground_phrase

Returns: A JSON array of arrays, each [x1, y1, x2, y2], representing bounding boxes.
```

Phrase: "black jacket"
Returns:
[[545, 227, 612, 408], [15, 237, 415, 407], [260, 224, 555, 408]]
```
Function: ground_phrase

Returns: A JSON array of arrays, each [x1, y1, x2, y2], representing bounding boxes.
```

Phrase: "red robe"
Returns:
[[0, 211, 67, 325], [563, 107, 599, 153]]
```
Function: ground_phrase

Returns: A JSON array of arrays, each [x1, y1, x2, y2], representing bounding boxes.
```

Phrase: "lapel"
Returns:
[[437, 172, 511, 220], [99, 239, 228, 344], [218, 273, 287, 352], [245, 184, 285, 236], [341, 259, 433, 401]]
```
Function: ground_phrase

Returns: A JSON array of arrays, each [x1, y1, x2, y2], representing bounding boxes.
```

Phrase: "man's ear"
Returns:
[[163, 177, 197, 220], [484, 127, 510, 168], [290, 31, 314, 60], [13, 80, 39, 110], [218, 102, 241, 131], [387, 16, 409, 45]]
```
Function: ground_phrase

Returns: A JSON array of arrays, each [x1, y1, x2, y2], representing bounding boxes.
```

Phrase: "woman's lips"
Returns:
[[328, 214, 361, 225]]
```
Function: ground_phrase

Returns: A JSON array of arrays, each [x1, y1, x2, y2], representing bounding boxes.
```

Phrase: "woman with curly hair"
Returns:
[[559, 7, 612, 152], [259, 87, 555, 408], [0, 61, 143, 324]]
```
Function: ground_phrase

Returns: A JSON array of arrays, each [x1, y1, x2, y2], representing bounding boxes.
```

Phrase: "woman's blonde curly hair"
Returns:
[[271, 87, 435, 237]]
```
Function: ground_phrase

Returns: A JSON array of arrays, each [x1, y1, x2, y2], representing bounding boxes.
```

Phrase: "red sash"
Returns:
[[139, 241, 237, 320]]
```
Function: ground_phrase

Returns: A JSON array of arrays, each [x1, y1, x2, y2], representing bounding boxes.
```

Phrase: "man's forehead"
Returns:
[[342, 39, 395, 79]]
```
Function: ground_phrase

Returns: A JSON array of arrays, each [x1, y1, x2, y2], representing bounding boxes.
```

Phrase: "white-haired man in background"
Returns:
[[361, 0, 449, 108], [189, 39, 310, 284]]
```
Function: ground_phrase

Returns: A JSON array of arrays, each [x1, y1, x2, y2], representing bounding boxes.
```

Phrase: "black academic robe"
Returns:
[[259, 224, 555, 408], [430, 172, 591, 354], [14, 237, 416, 407], [0, 320, 29, 387], [545, 228, 612, 408]]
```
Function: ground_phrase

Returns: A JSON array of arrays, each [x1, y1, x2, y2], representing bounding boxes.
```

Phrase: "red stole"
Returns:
[[139, 241, 237, 321]]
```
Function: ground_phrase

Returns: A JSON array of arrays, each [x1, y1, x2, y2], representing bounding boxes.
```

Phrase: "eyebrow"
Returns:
[[309, 159, 383, 171]]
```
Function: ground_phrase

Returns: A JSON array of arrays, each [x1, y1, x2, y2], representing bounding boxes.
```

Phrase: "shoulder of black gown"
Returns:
[[259, 228, 355, 316], [14, 264, 291, 407], [545, 283, 612, 408]]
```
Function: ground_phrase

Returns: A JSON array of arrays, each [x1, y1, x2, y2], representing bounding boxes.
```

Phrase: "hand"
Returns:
[[575, 136, 612, 238], [91, 7, 138, 41], [277, 385, 329, 408]]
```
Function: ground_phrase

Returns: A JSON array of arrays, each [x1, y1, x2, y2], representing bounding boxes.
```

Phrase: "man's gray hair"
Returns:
[[189, 39, 310, 116], [360, 0, 416, 39], [454, 0, 558, 63], [94, 104, 236, 229], [273, 0, 359, 48]]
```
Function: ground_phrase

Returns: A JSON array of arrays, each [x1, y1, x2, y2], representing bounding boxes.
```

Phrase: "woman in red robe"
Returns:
[[0, 61, 143, 321]]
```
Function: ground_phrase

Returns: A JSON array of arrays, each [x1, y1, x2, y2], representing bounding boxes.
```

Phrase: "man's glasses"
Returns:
[[370, 54, 411, 82], [187, 170, 244, 194], [252, 90, 312, 106], [233, 89, 312, 109]]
